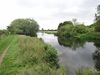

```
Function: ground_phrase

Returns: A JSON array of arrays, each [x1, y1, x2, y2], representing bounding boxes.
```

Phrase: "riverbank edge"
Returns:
[[39, 31, 57, 35], [37, 32, 100, 75], [76, 33, 100, 40], [0, 35, 66, 75], [40, 31, 100, 40], [0, 35, 14, 56]]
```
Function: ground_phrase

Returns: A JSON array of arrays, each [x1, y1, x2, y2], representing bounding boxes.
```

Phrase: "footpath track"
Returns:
[[0, 38, 15, 64]]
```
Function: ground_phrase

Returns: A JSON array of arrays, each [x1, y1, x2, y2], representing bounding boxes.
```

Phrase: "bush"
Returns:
[[7, 18, 39, 36], [95, 25, 100, 32], [57, 21, 89, 37], [44, 46, 58, 68], [0, 30, 9, 35], [76, 69, 100, 75], [73, 24, 89, 34], [58, 24, 74, 37]]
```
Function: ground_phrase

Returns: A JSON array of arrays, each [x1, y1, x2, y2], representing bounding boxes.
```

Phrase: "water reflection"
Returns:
[[58, 36, 86, 50], [37, 33, 100, 75], [58, 36, 100, 70], [92, 42, 100, 70]]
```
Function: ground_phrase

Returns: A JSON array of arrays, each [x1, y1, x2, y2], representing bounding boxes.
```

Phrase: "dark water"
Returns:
[[37, 32, 100, 75]]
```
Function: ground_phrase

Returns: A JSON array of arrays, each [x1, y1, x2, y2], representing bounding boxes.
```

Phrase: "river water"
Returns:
[[37, 32, 100, 75]]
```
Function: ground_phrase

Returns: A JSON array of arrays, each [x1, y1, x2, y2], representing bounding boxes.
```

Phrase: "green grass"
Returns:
[[0, 34, 6, 41], [76, 69, 100, 75], [0, 35, 14, 55], [40, 31, 57, 34], [76, 33, 100, 40], [0, 35, 19, 75], [0, 35, 65, 75]]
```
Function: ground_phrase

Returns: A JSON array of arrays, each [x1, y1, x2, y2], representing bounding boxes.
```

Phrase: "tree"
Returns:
[[58, 21, 73, 29], [95, 25, 100, 32], [0, 30, 9, 35], [95, 5, 100, 22], [95, 5, 100, 32], [57, 21, 73, 37], [7, 18, 39, 36], [42, 28, 44, 31], [73, 24, 89, 34], [97, 5, 100, 16], [72, 18, 77, 26], [57, 20, 89, 37], [58, 23, 74, 37]]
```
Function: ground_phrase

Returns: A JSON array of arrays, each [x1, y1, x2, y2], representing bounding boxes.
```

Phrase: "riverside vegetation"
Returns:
[[57, 20, 100, 40], [0, 34, 65, 75], [0, 5, 100, 75], [0, 18, 65, 75], [57, 5, 100, 40], [41, 5, 100, 74], [56, 5, 100, 75], [40, 30, 57, 35]]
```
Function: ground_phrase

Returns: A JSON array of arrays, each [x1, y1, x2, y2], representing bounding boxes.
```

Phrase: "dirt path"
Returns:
[[0, 38, 15, 64]]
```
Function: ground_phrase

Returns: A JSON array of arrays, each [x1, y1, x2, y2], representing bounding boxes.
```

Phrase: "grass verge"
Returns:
[[0, 35, 14, 56], [76, 69, 100, 75], [0, 35, 65, 75], [39, 31, 57, 34], [76, 34, 100, 40]]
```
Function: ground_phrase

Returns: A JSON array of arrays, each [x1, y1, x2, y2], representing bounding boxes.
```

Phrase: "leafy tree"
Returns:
[[57, 21, 73, 37], [7, 18, 39, 36], [95, 25, 100, 32], [58, 21, 73, 29], [57, 20, 89, 37], [0, 30, 9, 35], [72, 18, 77, 26], [73, 24, 89, 34], [42, 28, 44, 31], [72, 18, 82, 26], [58, 25, 73, 37], [95, 5, 100, 21], [95, 5, 100, 32]]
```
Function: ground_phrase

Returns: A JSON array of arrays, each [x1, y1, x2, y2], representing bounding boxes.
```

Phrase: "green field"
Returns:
[[76, 33, 100, 40], [40, 31, 57, 34]]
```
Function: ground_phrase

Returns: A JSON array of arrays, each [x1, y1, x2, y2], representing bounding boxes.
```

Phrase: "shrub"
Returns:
[[95, 25, 100, 32], [7, 18, 39, 36]]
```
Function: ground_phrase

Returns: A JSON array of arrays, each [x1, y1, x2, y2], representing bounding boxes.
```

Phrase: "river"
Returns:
[[37, 32, 100, 75]]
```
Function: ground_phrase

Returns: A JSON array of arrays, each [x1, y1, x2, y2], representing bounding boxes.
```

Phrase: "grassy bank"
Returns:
[[40, 31, 57, 34], [76, 33, 100, 40], [0, 35, 65, 75], [0, 34, 6, 41], [76, 69, 100, 75], [0, 35, 14, 56]]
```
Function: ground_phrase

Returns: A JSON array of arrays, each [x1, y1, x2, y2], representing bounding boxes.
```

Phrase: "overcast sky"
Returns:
[[0, 0, 99, 30]]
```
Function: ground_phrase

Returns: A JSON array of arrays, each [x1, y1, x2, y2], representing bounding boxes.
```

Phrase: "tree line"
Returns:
[[7, 18, 39, 36], [57, 5, 100, 38], [0, 5, 100, 37]]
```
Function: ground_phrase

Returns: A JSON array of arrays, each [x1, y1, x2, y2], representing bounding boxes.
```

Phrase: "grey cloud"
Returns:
[[50, 0, 99, 24], [16, 0, 44, 8], [15, 0, 100, 29], [80, 0, 100, 8]]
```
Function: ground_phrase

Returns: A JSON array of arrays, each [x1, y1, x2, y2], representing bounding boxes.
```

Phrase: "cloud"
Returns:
[[0, 0, 99, 29]]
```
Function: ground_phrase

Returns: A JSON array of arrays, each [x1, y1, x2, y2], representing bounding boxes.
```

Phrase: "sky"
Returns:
[[0, 0, 99, 30]]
